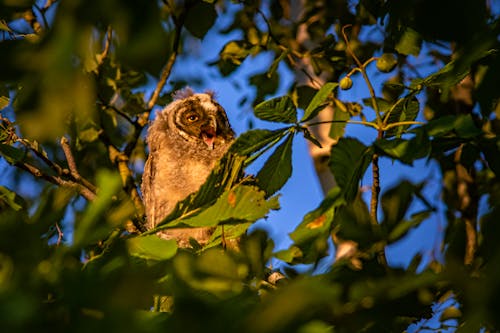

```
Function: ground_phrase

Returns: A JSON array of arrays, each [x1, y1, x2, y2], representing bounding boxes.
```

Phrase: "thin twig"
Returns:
[[15, 160, 96, 201], [55, 222, 64, 246], [60, 137, 97, 193], [60, 137, 78, 177], [145, 15, 183, 112], [342, 25, 382, 124]]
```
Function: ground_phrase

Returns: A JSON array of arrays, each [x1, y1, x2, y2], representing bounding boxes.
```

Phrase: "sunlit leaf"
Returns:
[[155, 185, 279, 230], [329, 107, 350, 140], [159, 152, 247, 225], [256, 133, 294, 196], [267, 50, 288, 79], [285, 187, 344, 264], [254, 96, 297, 123], [301, 82, 338, 122], [127, 235, 177, 261], [395, 27, 422, 56], [0, 186, 25, 211], [0, 85, 9, 110], [220, 40, 253, 65]]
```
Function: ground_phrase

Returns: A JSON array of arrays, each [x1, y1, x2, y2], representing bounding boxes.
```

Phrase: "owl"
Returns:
[[141, 88, 235, 248]]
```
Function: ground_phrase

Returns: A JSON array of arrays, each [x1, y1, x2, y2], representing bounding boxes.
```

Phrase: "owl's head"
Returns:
[[149, 88, 234, 150]]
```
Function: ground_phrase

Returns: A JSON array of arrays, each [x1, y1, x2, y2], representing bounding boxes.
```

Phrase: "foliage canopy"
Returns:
[[1, 0, 500, 332]]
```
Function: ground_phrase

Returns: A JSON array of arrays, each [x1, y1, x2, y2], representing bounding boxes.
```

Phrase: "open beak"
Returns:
[[201, 116, 217, 150]]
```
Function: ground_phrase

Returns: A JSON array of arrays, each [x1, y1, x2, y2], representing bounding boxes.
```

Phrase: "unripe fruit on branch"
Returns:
[[376, 53, 397, 73], [339, 76, 353, 90]]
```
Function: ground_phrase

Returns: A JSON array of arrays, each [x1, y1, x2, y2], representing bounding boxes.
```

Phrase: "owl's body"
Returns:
[[142, 88, 234, 247]]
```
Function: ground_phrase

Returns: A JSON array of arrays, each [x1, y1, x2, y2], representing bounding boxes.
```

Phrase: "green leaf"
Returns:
[[256, 133, 294, 196], [286, 187, 344, 263], [229, 129, 287, 156], [395, 27, 422, 56], [157, 152, 246, 227], [362, 97, 392, 114], [329, 138, 373, 201], [273, 246, 303, 263], [184, 1, 217, 39], [375, 131, 430, 165], [384, 96, 420, 138], [156, 185, 279, 230], [0, 85, 9, 110], [254, 96, 297, 123], [173, 249, 248, 297], [301, 82, 338, 122], [423, 114, 482, 139], [387, 211, 430, 243], [205, 222, 253, 249], [267, 50, 288, 79], [381, 181, 418, 229], [220, 40, 253, 65], [0, 143, 24, 164], [73, 170, 123, 247], [127, 235, 177, 261], [0, 186, 25, 211], [329, 107, 350, 140]]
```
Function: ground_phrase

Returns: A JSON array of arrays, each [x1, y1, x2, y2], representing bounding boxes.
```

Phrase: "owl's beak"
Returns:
[[201, 116, 217, 150]]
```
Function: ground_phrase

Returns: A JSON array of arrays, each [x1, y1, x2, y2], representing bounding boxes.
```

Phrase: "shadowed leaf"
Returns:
[[254, 96, 297, 123], [256, 133, 294, 196]]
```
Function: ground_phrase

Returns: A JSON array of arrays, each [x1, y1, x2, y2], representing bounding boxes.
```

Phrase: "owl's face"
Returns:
[[173, 96, 232, 149], [152, 88, 234, 151]]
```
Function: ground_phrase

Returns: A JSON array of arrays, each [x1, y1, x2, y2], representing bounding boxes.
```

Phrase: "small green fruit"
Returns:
[[339, 76, 353, 90], [376, 53, 397, 73]]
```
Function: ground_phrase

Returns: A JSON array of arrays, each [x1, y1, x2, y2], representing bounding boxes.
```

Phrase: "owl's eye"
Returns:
[[186, 114, 199, 122]]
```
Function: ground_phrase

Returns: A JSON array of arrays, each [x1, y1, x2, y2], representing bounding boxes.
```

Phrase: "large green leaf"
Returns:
[[158, 152, 247, 226], [127, 235, 177, 261], [301, 82, 338, 122], [329, 138, 374, 201], [254, 96, 297, 123], [256, 133, 294, 196], [154, 185, 279, 230]]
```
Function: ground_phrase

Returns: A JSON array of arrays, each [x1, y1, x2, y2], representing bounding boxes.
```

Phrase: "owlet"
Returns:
[[141, 88, 235, 247]]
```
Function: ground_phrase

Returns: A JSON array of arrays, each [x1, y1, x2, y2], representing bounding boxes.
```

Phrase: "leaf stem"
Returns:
[[342, 25, 382, 125]]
